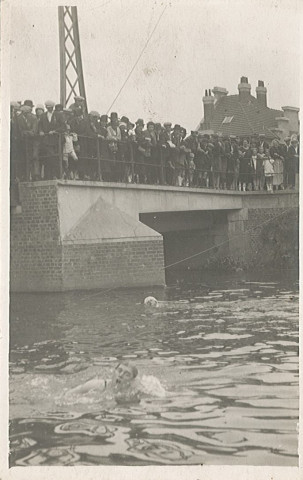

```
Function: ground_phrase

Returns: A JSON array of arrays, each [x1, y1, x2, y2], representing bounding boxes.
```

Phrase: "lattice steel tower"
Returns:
[[58, 6, 87, 111]]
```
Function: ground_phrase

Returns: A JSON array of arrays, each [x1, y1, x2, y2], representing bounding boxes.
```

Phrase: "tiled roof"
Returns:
[[198, 94, 283, 138]]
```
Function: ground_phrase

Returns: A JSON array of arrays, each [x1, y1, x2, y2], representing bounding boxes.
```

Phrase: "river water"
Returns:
[[9, 272, 299, 466]]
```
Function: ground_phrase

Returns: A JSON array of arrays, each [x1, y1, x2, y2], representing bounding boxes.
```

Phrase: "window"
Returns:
[[222, 115, 234, 124]]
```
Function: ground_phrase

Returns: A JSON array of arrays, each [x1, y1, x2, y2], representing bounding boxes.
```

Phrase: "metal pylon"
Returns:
[[58, 6, 87, 112]]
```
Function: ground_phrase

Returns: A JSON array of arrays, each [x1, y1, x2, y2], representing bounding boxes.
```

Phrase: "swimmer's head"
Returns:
[[112, 361, 138, 389], [144, 296, 158, 308]]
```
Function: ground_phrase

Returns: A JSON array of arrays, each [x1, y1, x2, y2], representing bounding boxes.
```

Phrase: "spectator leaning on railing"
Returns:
[[9, 98, 299, 191]]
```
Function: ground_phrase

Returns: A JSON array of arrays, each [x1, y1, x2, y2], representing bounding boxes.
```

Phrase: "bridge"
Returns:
[[10, 180, 298, 292]]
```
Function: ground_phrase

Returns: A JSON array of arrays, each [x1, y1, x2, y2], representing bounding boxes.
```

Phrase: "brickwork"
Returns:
[[246, 207, 296, 251], [10, 183, 63, 291], [62, 238, 165, 290], [244, 207, 298, 267]]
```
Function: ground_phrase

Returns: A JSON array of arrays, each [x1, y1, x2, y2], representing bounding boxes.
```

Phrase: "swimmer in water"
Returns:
[[67, 361, 141, 403], [144, 296, 159, 308], [144, 296, 190, 310]]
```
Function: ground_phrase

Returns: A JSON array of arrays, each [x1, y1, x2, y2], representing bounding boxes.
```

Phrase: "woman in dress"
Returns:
[[239, 139, 253, 191]]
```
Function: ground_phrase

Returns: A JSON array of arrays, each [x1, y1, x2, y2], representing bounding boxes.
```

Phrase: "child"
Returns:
[[62, 124, 78, 179], [263, 147, 274, 191]]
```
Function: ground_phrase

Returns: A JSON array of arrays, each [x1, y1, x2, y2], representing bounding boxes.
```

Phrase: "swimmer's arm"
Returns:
[[68, 377, 106, 395]]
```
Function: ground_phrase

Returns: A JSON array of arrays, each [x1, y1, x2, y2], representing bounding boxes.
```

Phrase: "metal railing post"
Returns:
[[25, 137, 30, 181], [129, 143, 135, 182], [57, 133, 63, 179], [96, 137, 101, 180], [160, 147, 165, 185]]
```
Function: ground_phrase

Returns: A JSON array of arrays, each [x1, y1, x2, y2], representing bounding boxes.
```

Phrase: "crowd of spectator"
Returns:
[[10, 96, 300, 191]]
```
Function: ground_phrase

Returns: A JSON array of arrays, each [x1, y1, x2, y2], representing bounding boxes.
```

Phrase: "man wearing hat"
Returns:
[[281, 136, 291, 188], [107, 112, 121, 141], [286, 135, 299, 189], [106, 113, 122, 181], [69, 95, 86, 115], [16, 105, 39, 180], [81, 111, 101, 179], [134, 119, 145, 143], [142, 121, 159, 184], [158, 122, 173, 185], [136, 136, 152, 184], [227, 135, 239, 190], [195, 135, 211, 188], [39, 100, 66, 179], [63, 108, 74, 125], [35, 104, 44, 120], [23, 100, 34, 111], [210, 133, 225, 189], [172, 125, 189, 187], [10, 102, 22, 184], [257, 133, 269, 151]]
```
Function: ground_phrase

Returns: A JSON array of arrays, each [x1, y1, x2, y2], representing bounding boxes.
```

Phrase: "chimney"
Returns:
[[212, 86, 228, 103], [203, 90, 215, 129], [238, 76, 251, 102], [256, 80, 267, 107], [281, 106, 300, 134]]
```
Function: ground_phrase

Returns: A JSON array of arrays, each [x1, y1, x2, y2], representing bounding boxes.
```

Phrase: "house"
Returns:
[[197, 77, 299, 141]]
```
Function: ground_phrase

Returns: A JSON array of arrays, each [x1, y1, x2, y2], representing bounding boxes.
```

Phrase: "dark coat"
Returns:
[[184, 134, 198, 154], [17, 113, 38, 136], [287, 144, 299, 173], [38, 111, 65, 134]]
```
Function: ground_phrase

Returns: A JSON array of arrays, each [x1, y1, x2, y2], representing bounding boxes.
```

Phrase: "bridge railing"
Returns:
[[10, 133, 297, 191]]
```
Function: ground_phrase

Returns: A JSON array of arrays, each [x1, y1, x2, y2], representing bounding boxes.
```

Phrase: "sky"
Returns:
[[8, 0, 301, 131]]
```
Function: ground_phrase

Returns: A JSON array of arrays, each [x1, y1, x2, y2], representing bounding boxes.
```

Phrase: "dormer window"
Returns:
[[222, 115, 234, 124]]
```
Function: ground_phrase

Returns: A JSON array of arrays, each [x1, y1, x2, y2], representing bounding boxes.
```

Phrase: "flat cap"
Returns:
[[89, 110, 100, 117], [45, 100, 55, 107], [74, 95, 85, 101]]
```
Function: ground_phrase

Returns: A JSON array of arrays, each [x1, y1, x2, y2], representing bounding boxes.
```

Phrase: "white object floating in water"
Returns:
[[140, 374, 166, 397]]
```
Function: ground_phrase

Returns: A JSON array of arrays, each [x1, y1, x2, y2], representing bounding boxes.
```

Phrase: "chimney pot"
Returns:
[[258, 80, 264, 87], [205, 89, 208, 96], [208, 89, 211, 96]]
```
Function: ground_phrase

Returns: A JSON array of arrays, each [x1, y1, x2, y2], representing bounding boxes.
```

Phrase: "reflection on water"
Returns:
[[9, 272, 299, 466]]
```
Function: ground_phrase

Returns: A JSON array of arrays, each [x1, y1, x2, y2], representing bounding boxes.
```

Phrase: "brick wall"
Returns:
[[244, 207, 299, 268], [10, 183, 63, 291], [62, 238, 165, 290]]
